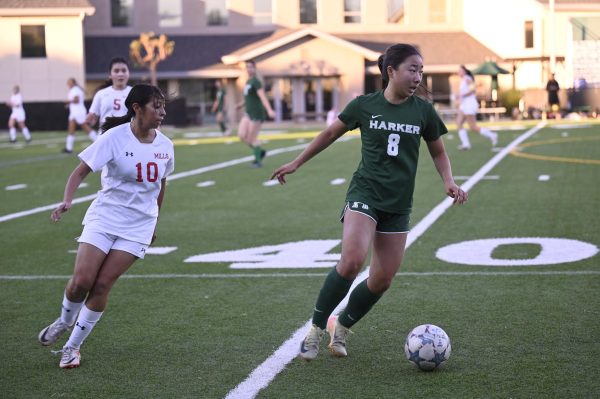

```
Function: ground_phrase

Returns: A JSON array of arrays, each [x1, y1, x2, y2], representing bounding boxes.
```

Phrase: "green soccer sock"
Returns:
[[338, 279, 381, 329], [312, 267, 353, 329], [253, 145, 263, 162], [219, 121, 227, 133]]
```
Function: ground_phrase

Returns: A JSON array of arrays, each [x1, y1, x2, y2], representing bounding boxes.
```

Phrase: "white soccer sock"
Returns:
[[22, 127, 31, 141], [480, 127, 495, 140], [65, 304, 103, 350], [9, 128, 16, 141], [458, 129, 470, 147], [88, 130, 97, 141], [66, 135, 75, 151], [60, 293, 83, 326]]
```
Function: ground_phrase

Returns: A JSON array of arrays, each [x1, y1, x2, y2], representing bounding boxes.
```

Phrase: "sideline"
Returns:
[[2, 270, 598, 281], [0, 142, 323, 224], [223, 121, 547, 399]]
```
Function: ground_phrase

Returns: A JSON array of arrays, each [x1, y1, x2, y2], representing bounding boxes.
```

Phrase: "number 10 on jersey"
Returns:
[[136, 162, 159, 182]]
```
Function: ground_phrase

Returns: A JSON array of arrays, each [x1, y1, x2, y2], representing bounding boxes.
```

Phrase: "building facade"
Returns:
[[1, 0, 599, 128]]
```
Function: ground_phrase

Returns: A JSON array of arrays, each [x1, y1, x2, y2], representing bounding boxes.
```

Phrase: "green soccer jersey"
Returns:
[[243, 77, 267, 121], [339, 91, 448, 214], [216, 88, 225, 112]]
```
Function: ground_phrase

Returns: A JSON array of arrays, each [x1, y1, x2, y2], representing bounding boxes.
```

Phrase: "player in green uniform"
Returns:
[[211, 80, 230, 135], [236, 60, 275, 167], [271, 44, 468, 360]]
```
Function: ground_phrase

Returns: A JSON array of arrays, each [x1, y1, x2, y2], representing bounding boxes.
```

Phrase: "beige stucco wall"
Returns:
[[232, 36, 365, 112], [0, 15, 87, 102]]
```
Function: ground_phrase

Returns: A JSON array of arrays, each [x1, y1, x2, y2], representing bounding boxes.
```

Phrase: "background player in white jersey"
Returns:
[[86, 57, 132, 129], [63, 78, 96, 153], [6, 85, 32, 143], [38, 84, 174, 369], [455, 65, 497, 150]]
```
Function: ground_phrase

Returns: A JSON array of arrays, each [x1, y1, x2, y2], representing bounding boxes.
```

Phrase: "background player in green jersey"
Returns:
[[211, 79, 230, 136], [271, 44, 468, 361], [236, 60, 275, 167]]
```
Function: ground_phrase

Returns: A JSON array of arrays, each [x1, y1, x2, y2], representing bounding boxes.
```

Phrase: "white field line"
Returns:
[[1, 270, 599, 281], [223, 121, 548, 399], [0, 142, 314, 224]]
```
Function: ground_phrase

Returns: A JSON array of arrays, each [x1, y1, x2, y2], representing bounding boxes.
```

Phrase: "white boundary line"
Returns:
[[223, 121, 548, 399], [1, 270, 598, 281], [0, 142, 315, 224]]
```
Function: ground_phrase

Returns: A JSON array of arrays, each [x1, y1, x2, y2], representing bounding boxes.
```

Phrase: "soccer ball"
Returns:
[[404, 324, 451, 371]]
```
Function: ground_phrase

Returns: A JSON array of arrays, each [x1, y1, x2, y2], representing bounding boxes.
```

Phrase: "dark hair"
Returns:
[[101, 84, 165, 133], [97, 57, 131, 91], [377, 44, 422, 89], [246, 59, 256, 66], [460, 65, 474, 80]]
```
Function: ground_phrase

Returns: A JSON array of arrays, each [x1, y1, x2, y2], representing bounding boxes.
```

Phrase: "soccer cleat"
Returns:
[[250, 161, 262, 168], [38, 318, 70, 346], [327, 315, 352, 357], [61, 148, 72, 154], [299, 324, 324, 361], [457, 144, 471, 151], [59, 346, 81, 369]]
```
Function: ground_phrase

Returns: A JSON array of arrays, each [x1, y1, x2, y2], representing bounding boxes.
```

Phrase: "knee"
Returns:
[[89, 277, 115, 299], [338, 254, 366, 278], [66, 276, 93, 299]]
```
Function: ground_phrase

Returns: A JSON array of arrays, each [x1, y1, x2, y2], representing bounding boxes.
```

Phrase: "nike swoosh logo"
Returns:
[[300, 340, 309, 353], [40, 329, 50, 342], [371, 115, 382, 119]]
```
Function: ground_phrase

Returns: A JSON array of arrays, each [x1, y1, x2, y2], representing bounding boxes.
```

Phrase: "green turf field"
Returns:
[[1, 120, 599, 398]]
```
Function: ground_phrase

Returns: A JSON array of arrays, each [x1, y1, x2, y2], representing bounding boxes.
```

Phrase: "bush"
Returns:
[[499, 89, 522, 112]]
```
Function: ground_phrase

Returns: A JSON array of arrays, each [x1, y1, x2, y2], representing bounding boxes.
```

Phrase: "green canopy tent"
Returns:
[[472, 61, 510, 102]]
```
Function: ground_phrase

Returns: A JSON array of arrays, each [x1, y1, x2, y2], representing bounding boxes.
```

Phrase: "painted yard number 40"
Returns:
[[180, 238, 598, 269]]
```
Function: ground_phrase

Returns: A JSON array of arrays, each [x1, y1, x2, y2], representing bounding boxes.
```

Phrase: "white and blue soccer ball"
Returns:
[[404, 324, 451, 371]]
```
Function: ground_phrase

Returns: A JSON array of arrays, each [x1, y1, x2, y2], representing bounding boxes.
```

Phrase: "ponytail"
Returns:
[[377, 54, 388, 89], [101, 110, 133, 133]]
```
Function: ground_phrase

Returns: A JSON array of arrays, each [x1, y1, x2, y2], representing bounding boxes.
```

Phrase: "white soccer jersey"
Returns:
[[89, 86, 132, 125], [78, 123, 175, 244], [9, 93, 25, 122], [68, 86, 87, 121], [459, 76, 479, 115]]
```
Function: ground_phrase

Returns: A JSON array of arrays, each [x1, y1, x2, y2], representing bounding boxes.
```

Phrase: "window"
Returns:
[[300, 0, 317, 24], [254, 0, 272, 25], [428, 0, 446, 23], [387, 0, 404, 23], [205, 0, 228, 26], [525, 21, 534, 48], [111, 0, 134, 27], [21, 25, 46, 58], [344, 0, 361, 23], [159, 0, 182, 27]]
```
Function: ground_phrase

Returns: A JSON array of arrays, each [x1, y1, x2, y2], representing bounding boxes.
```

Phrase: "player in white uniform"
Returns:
[[86, 57, 132, 130], [63, 78, 96, 153], [455, 65, 497, 150], [7, 85, 32, 143], [38, 84, 174, 369]]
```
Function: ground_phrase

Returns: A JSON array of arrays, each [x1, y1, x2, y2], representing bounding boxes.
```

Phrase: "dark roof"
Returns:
[[84, 33, 273, 77], [338, 32, 502, 66]]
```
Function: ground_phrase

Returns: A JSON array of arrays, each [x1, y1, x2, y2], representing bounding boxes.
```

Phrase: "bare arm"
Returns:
[[257, 88, 276, 119], [270, 119, 348, 184], [426, 138, 468, 204], [85, 112, 99, 126], [51, 161, 92, 221]]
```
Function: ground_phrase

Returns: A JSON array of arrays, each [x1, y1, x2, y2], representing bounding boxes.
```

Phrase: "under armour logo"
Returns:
[[126, 152, 134, 157], [140, 248, 146, 253], [75, 322, 86, 331]]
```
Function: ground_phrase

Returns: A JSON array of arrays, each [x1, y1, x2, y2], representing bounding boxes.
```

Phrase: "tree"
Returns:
[[129, 32, 175, 86]]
